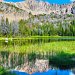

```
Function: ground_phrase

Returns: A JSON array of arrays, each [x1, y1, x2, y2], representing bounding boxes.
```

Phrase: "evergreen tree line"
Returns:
[[0, 18, 75, 37]]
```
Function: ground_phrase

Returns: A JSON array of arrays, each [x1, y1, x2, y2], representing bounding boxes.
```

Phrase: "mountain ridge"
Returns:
[[0, 0, 75, 22]]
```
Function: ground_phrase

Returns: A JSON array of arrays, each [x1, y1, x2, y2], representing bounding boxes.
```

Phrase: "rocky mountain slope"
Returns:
[[0, 0, 75, 22], [14, 0, 75, 15], [0, 2, 29, 22]]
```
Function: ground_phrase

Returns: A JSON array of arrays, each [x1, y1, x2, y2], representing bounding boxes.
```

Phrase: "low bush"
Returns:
[[49, 52, 75, 69], [0, 66, 16, 75]]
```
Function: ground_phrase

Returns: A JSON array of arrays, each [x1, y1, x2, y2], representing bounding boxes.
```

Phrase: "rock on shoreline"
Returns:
[[15, 59, 49, 74]]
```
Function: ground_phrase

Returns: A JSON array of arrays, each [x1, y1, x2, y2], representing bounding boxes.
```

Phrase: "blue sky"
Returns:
[[4, 0, 74, 4]]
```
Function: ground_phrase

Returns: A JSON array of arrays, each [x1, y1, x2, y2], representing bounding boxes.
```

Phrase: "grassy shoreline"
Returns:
[[0, 36, 75, 39], [0, 41, 75, 54], [0, 36, 75, 70], [0, 36, 75, 54]]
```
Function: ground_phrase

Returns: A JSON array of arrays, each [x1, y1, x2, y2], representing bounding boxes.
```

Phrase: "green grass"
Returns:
[[0, 41, 75, 54], [0, 36, 75, 40], [0, 36, 75, 54]]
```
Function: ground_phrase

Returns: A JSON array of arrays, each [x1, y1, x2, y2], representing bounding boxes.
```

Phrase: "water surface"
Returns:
[[12, 70, 74, 75]]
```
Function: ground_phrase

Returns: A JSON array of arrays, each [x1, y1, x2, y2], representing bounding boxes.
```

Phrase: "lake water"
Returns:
[[11, 70, 74, 75]]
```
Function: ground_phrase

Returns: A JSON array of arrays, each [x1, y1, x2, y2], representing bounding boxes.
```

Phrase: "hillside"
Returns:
[[0, 0, 75, 22], [15, 0, 75, 15], [0, 2, 29, 22]]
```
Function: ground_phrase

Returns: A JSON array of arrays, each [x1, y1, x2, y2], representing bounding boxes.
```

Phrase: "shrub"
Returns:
[[49, 52, 75, 69], [0, 66, 16, 75], [28, 52, 36, 63]]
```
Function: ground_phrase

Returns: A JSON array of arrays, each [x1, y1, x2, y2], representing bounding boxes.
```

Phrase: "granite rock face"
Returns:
[[0, 2, 29, 22], [0, 0, 75, 22], [71, 6, 75, 14]]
